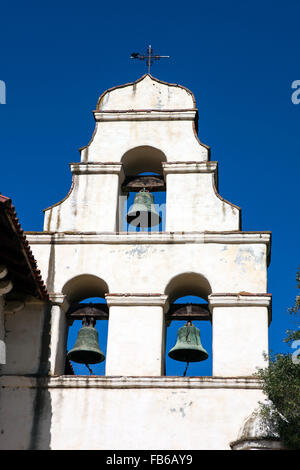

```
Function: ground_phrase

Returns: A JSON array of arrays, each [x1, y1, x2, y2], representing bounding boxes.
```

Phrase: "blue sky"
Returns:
[[0, 0, 299, 375]]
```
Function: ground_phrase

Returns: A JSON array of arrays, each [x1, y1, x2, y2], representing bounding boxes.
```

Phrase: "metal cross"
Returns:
[[130, 45, 170, 74]]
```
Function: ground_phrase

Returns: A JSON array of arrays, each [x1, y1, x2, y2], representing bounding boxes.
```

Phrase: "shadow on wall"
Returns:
[[30, 302, 52, 450]]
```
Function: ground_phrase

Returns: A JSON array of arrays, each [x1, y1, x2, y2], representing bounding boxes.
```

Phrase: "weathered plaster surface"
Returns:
[[0, 296, 5, 364], [105, 305, 165, 376], [0, 376, 265, 450], [212, 306, 269, 376], [22, 234, 270, 378], [0, 75, 272, 450], [1, 301, 47, 375], [97, 75, 195, 111], [27, 236, 268, 296]]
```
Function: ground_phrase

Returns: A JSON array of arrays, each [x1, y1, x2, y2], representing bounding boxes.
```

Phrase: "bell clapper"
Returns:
[[85, 364, 94, 375], [183, 362, 190, 377]]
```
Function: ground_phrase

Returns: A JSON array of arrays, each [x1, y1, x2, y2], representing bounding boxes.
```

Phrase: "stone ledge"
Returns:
[[162, 161, 217, 174], [208, 293, 272, 324], [0, 375, 263, 390], [70, 162, 124, 176], [93, 110, 197, 122], [25, 231, 271, 247], [105, 293, 169, 309], [208, 293, 272, 308]]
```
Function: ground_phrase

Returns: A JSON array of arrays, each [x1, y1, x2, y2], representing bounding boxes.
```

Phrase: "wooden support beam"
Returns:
[[122, 175, 166, 192], [166, 303, 211, 321], [66, 303, 210, 322], [67, 304, 109, 321]]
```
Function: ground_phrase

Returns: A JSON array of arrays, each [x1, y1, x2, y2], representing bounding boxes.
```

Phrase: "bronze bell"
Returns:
[[127, 188, 161, 227], [168, 321, 209, 363], [67, 318, 105, 365]]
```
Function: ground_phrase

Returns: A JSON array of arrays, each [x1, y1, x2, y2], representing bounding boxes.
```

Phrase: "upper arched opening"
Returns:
[[165, 272, 212, 304], [121, 146, 167, 176], [62, 275, 109, 304]]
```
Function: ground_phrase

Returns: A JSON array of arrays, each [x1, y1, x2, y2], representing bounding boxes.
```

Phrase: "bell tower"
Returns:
[[3, 74, 272, 450]]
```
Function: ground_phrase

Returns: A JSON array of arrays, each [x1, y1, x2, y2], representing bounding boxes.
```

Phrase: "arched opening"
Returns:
[[164, 273, 212, 377], [63, 274, 108, 304], [121, 146, 167, 176], [63, 275, 109, 376], [119, 146, 167, 232]]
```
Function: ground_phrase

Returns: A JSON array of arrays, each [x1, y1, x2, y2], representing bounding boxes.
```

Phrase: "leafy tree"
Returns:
[[285, 267, 300, 344], [255, 268, 300, 449]]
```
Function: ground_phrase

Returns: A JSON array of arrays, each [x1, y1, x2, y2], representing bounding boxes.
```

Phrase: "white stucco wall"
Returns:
[[43, 75, 221, 233], [81, 118, 208, 163], [105, 303, 166, 376], [0, 300, 47, 376], [97, 75, 195, 111], [23, 232, 270, 378], [164, 166, 240, 231], [211, 305, 269, 376], [82, 75, 208, 163], [27, 234, 269, 297], [0, 376, 265, 450], [44, 167, 123, 232], [0, 74, 272, 450]]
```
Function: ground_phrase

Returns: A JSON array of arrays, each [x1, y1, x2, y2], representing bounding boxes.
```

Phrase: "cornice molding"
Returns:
[[0, 375, 263, 390], [48, 293, 70, 312], [70, 162, 124, 176], [93, 109, 196, 122], [162, 161, 217, 174], [208, 293, 272, 324], [105, 293, 169, 310], [208, 293, 272, 308], [26, 231, 271, 248]]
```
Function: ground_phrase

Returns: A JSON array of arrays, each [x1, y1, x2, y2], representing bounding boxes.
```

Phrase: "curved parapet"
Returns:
[[80, 74, 210, 164], [42, 76, 239, 233], [97, 74, 196, 111]]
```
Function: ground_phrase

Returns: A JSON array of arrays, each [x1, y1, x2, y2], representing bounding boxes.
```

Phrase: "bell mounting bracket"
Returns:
[[66, 302, 211, 325], [122, 175, 165, 193], [166, 303, 211, 322], [66, 304, 109, 325]]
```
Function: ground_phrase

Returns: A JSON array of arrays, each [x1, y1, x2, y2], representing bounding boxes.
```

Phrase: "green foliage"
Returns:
[[256, 353, 300, 449], [255, 268, 300, 449], [285, 267, 300, 345]]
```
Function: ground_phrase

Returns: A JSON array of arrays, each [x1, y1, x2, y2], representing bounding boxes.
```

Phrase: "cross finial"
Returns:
[[130, 45, 170, 74]]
